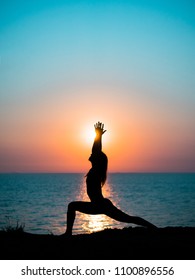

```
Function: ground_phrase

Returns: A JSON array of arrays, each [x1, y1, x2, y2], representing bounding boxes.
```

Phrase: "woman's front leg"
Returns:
[[65, 201, 77, 236], [65, 201, 102, 236]]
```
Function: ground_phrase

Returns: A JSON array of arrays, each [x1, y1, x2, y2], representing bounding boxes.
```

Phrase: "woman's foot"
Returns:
[[148, 224, 159, 231], [60, 231, 72, 238]]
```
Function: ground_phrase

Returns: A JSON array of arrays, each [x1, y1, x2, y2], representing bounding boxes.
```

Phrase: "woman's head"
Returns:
[[89, 151, 108, 186]]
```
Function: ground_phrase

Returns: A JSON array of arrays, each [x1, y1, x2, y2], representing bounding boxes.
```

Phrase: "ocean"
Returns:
[[0, 173, 195, 235]]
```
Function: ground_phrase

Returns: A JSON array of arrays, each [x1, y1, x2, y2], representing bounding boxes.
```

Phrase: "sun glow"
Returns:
[[81, 122, 110, 148], [81, 124, 96, 145], [86, 129, 96, 144]]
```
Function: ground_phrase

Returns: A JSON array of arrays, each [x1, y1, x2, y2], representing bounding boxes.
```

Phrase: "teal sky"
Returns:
[[0, 0, 195, 172]]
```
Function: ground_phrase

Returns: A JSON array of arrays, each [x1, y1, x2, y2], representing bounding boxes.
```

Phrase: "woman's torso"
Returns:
[[86, 168, 104, 202]]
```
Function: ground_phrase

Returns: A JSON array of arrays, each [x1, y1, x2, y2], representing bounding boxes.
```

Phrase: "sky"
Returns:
[[0, 0, 195, 172]]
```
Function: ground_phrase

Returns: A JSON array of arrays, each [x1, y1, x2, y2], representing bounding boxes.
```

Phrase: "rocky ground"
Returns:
[[1, 227, 195, 260]]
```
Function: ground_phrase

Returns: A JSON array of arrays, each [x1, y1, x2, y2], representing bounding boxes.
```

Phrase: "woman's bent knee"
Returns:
[[67, 201, 76, 212]]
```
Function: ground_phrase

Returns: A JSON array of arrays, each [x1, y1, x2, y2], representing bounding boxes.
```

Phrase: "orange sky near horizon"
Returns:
[[1, 85, 194, 173]]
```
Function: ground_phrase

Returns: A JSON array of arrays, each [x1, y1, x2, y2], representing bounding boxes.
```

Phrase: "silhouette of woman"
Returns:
[[65, 122, 157, 236]]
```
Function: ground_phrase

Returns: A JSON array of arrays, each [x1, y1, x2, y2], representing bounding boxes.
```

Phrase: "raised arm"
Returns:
[[92, 122, 106, 154]]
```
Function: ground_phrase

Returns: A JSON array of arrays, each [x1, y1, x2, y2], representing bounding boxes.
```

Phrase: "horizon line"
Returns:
[[0, 171, 194, 174]]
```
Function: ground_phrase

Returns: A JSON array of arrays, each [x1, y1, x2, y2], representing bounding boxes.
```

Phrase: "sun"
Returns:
[[88, 129, 96, 142], [81, 122, 109, 147], [86, 129, 96, 144], [81, 125, 96, 145]]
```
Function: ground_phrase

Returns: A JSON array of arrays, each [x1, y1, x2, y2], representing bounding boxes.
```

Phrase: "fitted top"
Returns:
[[86, 168, 104, 202]]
